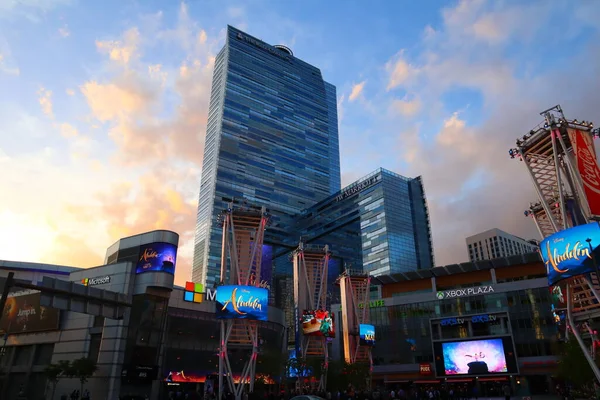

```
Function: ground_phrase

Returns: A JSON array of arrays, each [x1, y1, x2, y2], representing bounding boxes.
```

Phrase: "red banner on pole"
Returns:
[[570, 129, 600, 216]]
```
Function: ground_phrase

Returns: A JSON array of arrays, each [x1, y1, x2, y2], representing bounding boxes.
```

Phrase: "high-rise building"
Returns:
[[466, 228, 539, 262], [295, 168, 435, 276], [192, 26, 341, 286]]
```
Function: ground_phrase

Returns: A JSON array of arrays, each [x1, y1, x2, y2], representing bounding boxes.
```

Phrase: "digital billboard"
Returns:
[[301, 310, 335, 337], [215, 285, 268, 321], [540, 222, 600, 285], [359, 324, 375, 346], [136, 242, 178, 275], [0, 292, 60, 335], [433, 337, 518, 376]]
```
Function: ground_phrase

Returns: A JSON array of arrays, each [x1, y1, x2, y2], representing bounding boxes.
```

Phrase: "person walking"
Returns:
[[502, 384, 510, 400]]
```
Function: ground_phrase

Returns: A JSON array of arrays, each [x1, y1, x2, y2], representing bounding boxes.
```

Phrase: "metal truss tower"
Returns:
[[292, 242, 331, 392], [510, 104, 600, 382], [217, 202, 269, 400], [337, 270, 372, 370]]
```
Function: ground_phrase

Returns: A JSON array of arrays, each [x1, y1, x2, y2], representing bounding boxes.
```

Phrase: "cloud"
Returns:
[[58, 25, 70, 38], [386, 52, 418, 91], [0, 0, 74, 23], [371, 0, 600, 267], [390, 96, 421, 117], [37, 87, 53, 118], [59, 122, 78, 138], [96, 27, 141, 66], [66, 88, 75, 96], [348, 81, 366, 102], [0, 39, 20, 75]]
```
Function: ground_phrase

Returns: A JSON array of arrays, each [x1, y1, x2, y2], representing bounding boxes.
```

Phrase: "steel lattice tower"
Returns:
[[292, 242, 331, 392], [510, 104, 600, 382], [217, 202, 269, 400], [336, 270, 372, 381]]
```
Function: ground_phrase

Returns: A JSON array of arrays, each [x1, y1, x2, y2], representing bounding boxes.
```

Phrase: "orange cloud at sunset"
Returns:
[[0, 5, 220, 285]]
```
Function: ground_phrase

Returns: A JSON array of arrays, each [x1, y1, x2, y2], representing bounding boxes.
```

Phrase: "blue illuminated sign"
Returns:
[[135, 242, 177, 275], [359, 324, 375, 346], [540, 222, 600, 286], [215, 285, 268, 321]]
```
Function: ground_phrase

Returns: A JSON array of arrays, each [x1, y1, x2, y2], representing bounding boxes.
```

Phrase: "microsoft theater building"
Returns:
[[0, 230, 285, 400], [358, 253, 560, 397]]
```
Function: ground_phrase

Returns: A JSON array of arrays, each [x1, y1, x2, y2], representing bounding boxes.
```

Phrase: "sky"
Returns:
[[1, 0, 600, 286]]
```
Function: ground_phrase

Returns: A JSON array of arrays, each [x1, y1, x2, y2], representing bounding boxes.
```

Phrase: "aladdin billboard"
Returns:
[[215, 285, 268, 321], [540, 222, 600, 286], [0, 292, 60, 335], [136, 242, 177, 275]]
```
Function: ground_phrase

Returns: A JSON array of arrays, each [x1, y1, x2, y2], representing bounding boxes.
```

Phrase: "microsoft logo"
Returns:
[[436, 291, 445, 300], [184, 282, 216, 303], [81, 276, 110, 286]]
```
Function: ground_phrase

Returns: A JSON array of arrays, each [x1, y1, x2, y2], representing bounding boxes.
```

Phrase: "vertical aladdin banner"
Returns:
[[540, 222, 600, 285], [568, 128, 600, 216]]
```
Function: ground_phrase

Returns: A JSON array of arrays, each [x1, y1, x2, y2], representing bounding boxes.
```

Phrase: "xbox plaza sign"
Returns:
[[436, 285, 494, 300]]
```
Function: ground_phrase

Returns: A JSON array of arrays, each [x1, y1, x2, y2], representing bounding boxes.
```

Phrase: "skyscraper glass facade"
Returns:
[[193, 26, 341, 286], [294, 168, 435, 277]]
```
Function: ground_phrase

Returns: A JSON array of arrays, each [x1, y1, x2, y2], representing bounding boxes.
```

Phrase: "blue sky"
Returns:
[[1, 0, 600, 284]]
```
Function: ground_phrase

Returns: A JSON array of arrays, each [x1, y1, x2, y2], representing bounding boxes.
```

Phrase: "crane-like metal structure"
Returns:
[[510, 104, 600, 382], [336, 269, 372, 388], [217, 202, 269, 400], [292, 242, 331, 392]]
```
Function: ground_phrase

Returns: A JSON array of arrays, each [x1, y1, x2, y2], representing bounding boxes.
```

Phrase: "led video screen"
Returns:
[[136, 242, 177, 275], [215, 285, 268, 321], [540, 222, 600, 286], [433, 337, 518, 376], [0, 292, 60, 335], [359, 324, 375, 346], [301, 309, 335, 337]]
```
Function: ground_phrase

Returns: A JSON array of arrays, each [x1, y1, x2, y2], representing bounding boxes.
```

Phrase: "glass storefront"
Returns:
[[371, 287, 556, 366]]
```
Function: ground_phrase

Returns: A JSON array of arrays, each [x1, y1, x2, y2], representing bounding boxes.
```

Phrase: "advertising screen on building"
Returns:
[[359, 324, 375, 346], [215, 285, 268, 321], [136, 242, 178, 275], [0, 292, 60, 335], [540, 222, 600, 286], [433, 337, 518, 376], [301, 309, 335, 337]]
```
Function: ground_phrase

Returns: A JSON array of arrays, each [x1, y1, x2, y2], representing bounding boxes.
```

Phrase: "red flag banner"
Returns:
[[569, 128, 600, 216]]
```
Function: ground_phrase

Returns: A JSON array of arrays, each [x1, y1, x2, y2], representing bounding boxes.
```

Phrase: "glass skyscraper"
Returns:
[[192, 26, 341, 286], [295, 168, 435, 276]]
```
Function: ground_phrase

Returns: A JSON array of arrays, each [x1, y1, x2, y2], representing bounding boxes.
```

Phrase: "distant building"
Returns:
[[466, 228, 539, 262]]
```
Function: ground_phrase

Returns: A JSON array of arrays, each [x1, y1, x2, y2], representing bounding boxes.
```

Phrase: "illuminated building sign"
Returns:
[[440, 314, 500, 326], [183, 282, 216, 304], [540, 222, 600, 286], [81, 276, 111, 286], [215, 285, 268, 321], [358, 299, 385, 309], [436, 285, 494, 300], [136, 242, 177, 275], [236, 32, 291, 61], [335, 175, 379, 202], [419, 363, 432, 376]]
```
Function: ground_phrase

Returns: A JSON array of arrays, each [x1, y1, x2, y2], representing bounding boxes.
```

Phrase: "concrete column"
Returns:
[[490, 268, 497, 284], [431, 277, 437, 292], [467, 321, 473, 336]]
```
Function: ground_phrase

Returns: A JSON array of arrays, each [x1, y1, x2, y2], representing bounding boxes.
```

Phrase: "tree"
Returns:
[[71, 357, 98, 395], [44, 363, 63, 400], [44, 360, 73, 400], [556, 339, 599, 390]]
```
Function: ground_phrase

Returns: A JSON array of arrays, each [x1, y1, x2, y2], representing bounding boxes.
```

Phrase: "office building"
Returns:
[[466, 228, 539, 262], [331, 252, 563, 397], [192, 25, 341, 287], [295, 168, 434, 276], [0, 231, 286, 400]]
